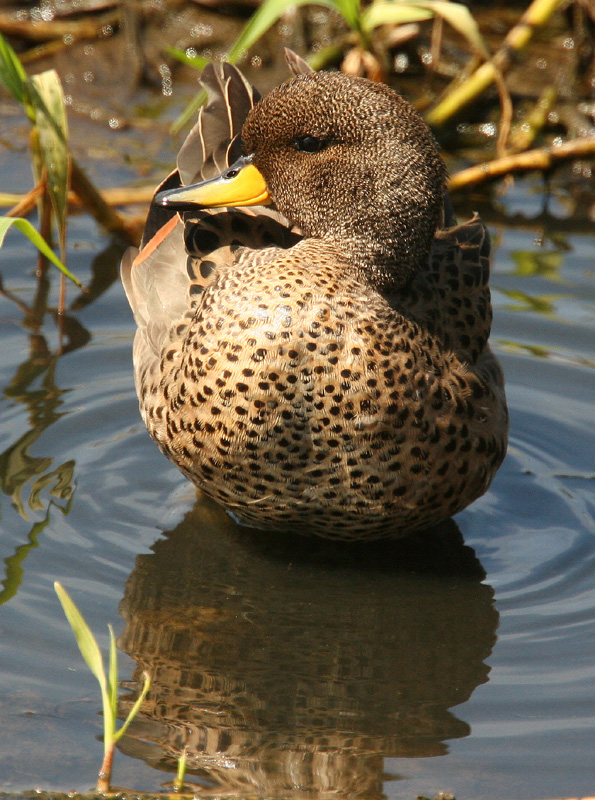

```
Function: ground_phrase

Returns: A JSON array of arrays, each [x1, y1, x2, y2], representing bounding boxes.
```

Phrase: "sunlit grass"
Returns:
[[0, 32, 137, 286]]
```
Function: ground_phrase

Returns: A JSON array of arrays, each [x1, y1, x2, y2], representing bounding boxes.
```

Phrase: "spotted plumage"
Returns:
[[121, 53, 508, 540]]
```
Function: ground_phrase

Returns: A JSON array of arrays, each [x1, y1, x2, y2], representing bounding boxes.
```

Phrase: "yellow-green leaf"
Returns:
[[30, 70, 70, 258], [364, 1, 489, 58], [0, 217, 82, 286], [113, 671, 152, 742], [362, 2, 433, 30], [166, 47, 210, 71], [411, 1, 489, 58], [0, 34, 35, 121], [55, 582, 117, 753], [54, 582, 107, 692]]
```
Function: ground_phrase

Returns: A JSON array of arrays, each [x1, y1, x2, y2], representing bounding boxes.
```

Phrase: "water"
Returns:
[[1, 134, 594, 798]]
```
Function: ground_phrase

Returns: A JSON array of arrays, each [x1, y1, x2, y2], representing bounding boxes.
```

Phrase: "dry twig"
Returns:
[[448, 137, 595, 191]]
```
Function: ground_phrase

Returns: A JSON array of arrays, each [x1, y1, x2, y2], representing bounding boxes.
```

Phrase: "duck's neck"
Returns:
[[329, 199, 441, 294], [345, 236, 425, 293]]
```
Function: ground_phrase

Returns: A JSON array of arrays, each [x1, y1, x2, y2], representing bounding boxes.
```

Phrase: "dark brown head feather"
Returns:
[[241, 72, 446, 290]]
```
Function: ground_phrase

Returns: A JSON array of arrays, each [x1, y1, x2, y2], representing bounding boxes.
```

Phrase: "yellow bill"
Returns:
[[155, 154, 270, 209]]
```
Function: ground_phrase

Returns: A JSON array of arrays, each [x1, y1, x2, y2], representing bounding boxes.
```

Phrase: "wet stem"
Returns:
[[31, 129, 68, 335], [97, 745, 115, 794], [38, 188, 67, 346]]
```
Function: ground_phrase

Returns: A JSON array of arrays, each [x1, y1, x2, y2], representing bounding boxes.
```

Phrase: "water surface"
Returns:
[[0, 95, 594, 800]]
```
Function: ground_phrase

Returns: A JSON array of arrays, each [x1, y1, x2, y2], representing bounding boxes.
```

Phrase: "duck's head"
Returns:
[[158, 71, 446, 290]]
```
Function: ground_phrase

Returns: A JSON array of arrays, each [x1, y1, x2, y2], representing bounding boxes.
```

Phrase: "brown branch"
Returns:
[[492, 66, 514, 157], [69, 159, 144, 243], [448, 137, 595, 191], [2, 184, 155, 210], [0, 9, 119, 43], [6, 182, 45, 218]]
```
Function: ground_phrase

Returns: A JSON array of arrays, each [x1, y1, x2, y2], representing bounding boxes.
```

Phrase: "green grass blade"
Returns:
[[113, 670, 151, 743], [167, 50, 209, 132], [0, 217, 82, 286], [0, 34, 35, 121], [171, 89, 206, 136], [105, 623, 118, 748], [54, 582, 114, 753], [172, 0, 343, 134], [167, 47, 210, 71], [54, 582, 107, 691], [227, 0, 336, 63], [108, 624, 118, 717], [174, 749, 187, 791], [30, 70, 70, 258], [333, 0, 362, 31]]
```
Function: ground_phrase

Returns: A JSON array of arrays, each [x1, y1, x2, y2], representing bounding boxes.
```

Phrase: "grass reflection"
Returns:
[[498, 339, 595, 368], [0, 350, 74, 521], [0, 496, 72, 606], [0, 269, 90, 601], [512, 248, 563, 279], [498, 287, 562, 316]]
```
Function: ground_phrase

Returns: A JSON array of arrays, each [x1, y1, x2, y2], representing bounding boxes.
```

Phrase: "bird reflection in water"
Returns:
[[118, 499, 497, 798]]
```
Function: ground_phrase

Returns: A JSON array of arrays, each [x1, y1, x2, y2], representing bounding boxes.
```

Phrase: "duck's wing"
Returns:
[[121, 216, 190, 353], [412, 213, 494, 367], [122, 63, 298, 359]]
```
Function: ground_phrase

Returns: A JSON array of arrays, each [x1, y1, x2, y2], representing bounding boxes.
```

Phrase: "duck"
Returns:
[[121, 52, 508, 540]]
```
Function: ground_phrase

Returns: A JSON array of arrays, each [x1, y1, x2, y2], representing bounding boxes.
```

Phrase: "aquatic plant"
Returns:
[[174, 749, 188, 792], [227, 0, 486, 63], [0, 34, 73, 282], [427, 0, 567, 127], [54, 582, 151, 793], [0, 33, 136, 284]]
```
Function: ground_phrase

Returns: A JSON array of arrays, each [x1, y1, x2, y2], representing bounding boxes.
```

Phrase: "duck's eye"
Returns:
[[293, 135, 325, 153]]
